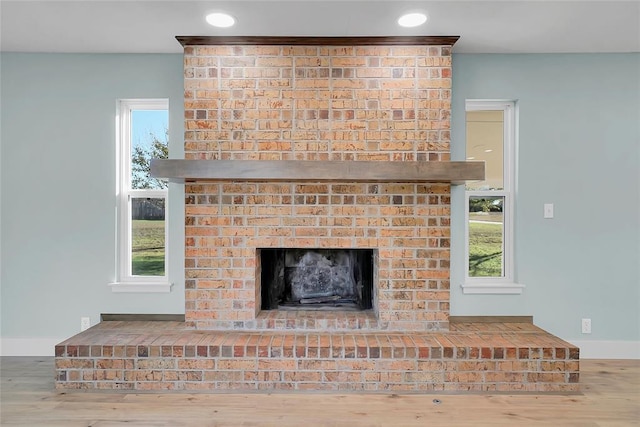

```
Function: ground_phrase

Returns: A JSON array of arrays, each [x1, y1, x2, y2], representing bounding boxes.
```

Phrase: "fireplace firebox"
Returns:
[[260, 249, 374, 311]]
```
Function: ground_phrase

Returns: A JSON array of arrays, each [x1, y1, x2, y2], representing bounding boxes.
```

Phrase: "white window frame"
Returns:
[[461, 100, 524, 295], [110, 99, 172, 293]]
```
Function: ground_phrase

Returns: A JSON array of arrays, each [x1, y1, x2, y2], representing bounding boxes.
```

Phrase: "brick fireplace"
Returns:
[[181, 37, 458, 332], [54, 37, 579, 392]]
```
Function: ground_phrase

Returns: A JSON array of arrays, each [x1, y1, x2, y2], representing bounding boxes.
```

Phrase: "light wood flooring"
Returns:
[[2, 357, 638, 426]]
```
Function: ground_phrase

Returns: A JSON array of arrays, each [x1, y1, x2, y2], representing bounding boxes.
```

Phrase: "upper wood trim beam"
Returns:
[[176, 36, 459, 47], [151, 159, 484, 185]]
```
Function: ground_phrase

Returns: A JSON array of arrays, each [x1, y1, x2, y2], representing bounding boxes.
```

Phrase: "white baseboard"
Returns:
[[1, 338, 66, 356], [568, 340, 640, 359]]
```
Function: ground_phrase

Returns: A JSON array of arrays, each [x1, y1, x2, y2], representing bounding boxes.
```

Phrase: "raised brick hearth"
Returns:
[[55, 319, 579, 392], [55, 37, 579, 392]]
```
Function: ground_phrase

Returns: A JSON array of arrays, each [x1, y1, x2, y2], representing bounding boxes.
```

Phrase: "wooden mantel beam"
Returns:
[[150, 159, 484, 185], [176, 36, 460, 47]]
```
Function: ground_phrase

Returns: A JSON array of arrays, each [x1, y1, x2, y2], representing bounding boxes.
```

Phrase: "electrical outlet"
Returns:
[[581, 318, 592, 334], [80, 317, 91, 331], [544, 203, 554, 219]]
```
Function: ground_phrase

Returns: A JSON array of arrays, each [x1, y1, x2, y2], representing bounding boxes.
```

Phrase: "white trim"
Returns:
[[461, 282, 525, 294], [464, 100, 517, 285], [115, 99, 169, 289], [1, 338, 67, 356], [109, 282, 173, 293], [569, 340, 640, 360]]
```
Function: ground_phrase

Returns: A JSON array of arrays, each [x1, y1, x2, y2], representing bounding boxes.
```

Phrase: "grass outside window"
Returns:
[[131, 219, 165, 276], [468, 213, 503, 277]]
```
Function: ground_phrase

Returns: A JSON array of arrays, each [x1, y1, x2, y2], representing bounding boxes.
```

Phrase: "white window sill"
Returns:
[[461, 282, 525, 295], [109, 282, 173, 293]]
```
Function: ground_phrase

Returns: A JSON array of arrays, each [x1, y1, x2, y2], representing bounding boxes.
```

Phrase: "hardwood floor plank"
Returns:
[[1, 357, 638, 426]]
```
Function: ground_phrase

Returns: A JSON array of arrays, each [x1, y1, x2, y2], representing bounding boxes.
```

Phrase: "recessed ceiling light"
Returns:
[[467, 157, 475, 160], [484, 149, 493, 153], [206, 12, 236, 28], [397, 13, 427, 28]]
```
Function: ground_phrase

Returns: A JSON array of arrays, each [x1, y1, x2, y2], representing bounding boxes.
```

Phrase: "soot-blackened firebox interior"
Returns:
[[260, 249, 374, 310]]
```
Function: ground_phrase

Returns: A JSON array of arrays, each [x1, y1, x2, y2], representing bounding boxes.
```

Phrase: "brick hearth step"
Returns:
[[55, 320, 579, 392]]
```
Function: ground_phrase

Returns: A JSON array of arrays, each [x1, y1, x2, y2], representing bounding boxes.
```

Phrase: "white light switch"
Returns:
[[544, 203, 554, 219]]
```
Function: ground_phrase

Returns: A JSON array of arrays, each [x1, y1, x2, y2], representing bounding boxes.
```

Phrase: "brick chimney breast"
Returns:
[[182, 37, 454, 331]]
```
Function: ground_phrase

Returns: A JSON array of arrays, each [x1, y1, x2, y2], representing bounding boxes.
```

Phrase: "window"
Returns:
[[461, 100, 524, 294], [110, 99, 171, 292]]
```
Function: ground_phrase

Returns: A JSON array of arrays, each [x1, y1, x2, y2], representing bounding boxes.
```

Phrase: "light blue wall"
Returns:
[[1, 53, 638, 347], [1, 54, 185, 340], [451, 53, 640, 342]]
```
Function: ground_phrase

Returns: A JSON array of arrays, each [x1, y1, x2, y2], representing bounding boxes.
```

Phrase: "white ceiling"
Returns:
[[1, 0, 639, 54]]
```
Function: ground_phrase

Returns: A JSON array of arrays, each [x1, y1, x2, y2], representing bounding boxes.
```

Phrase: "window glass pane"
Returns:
[[131, 109, 168, 190], [131, 197, 166, 276], [468, 196, 504, 277], [466, 110, 503, 191]]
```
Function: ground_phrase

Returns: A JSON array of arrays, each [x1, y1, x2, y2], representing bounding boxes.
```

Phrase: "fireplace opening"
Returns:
[[260, 249, 374, 311]]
